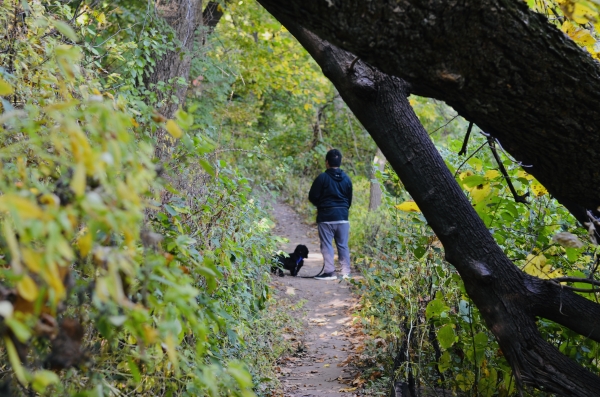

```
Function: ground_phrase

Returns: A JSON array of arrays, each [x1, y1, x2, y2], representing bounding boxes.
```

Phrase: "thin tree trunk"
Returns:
[[369, 147, 386, 211], [259, 7, 600, 394], [146, 0, 203, 159]]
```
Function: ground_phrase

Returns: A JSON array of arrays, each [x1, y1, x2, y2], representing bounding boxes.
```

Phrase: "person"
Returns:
[[308, 149, 353, 280]]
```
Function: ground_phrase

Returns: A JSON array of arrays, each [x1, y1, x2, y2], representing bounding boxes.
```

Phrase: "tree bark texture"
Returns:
[[369, 147, 386, 211], [256, 0, 600, 222], [147, 0, 204, 158], [260, 7, 600, 394]]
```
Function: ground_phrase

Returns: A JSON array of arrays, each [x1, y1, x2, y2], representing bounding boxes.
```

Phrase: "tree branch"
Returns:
[[487, 136, 529, 204], [257, 0, 600, 218], [458, 122, 473, 156]]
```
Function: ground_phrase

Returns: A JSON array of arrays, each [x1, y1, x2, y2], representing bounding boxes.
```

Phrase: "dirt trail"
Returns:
[[270, 200, 359, 397]]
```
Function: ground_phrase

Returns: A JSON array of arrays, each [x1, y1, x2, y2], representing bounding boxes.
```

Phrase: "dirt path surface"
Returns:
[[270, 200, 359, 397]]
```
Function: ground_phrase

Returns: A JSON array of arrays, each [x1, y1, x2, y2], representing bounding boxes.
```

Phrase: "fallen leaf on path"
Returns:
[[339, 387, 357, 392], [286, 287, 296, 295], [338, 356, 352, 367], [324, 364, 330, 368]]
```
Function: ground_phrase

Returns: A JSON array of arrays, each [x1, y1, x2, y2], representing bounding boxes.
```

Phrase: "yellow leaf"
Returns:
[[0, 78, 14, 96], [517, 170, 534, 180], [37, 193, 60, 208], [459, 170, 474, 180], [95, 12, 106, 25], [17, 275, 39, 302], [523, 262, 539, 277], [548, 269, 565, 278], [70, 162, 86, 197], [562, 20, 576, 35], [523, 253, 557, 279], [527, 253, 547, 268], [77, 231, 93, 257], [531, 181, 548, 197], [21, 249, 42, 273], [484, 170, 500, 179], [570, 27, 596, 46], [66, 123, 92, 165], [304, 103, 312, 111], [396, 201, 420, 212], [0, 195, 45, 220], [572, 2, 598, 24], [471, 183, 492, 203], [165, 119, 183, 138], [42, 261, 66, 303]]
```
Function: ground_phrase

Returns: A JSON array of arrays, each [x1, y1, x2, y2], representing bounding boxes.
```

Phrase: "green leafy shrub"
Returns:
[[0, 2, 297, 396], [351, 130, 599, 396]]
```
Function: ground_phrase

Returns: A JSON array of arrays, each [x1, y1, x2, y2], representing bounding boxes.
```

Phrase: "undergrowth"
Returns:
[[0, 2, 297, 396]]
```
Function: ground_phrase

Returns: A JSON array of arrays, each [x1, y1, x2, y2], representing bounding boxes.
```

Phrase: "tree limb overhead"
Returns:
[[257, 0, 600, 217], [260, 5, 600, 394]]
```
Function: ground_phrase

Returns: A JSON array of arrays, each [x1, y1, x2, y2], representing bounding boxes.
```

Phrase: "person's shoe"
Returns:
[[314, 272, 337, 281]]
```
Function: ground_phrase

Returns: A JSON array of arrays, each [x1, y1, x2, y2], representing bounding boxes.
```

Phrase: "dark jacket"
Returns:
[[308, 168, 353, 223]]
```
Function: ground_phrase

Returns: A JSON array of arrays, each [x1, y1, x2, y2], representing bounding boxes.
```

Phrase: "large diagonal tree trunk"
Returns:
[[259, 5, 600, 394], [256, 0, 600, 229]]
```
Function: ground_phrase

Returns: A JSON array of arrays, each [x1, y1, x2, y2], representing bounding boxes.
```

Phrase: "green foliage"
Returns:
[[528, 0, 600, 60], [0, 1, 298, 396], [350, 118, 600, 395], [191, 1, 377, 187], [4, 0, 598, 396]]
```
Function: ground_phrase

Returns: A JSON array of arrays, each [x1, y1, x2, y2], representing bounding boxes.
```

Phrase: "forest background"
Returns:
[[0, 0, 598, 396]]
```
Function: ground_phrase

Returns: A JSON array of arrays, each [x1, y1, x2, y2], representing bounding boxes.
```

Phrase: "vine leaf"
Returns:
[[437, 324, 455, 349], [396, 201, 420, 212]]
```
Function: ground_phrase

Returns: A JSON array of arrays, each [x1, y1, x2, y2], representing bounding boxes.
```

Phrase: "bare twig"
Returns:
[[428, 114, 458, 136], [458, 121, 473, 156], [488, 136, 529, 204]]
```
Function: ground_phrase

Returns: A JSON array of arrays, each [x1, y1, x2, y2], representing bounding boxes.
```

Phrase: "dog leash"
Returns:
[[300, 261, 325, 279]]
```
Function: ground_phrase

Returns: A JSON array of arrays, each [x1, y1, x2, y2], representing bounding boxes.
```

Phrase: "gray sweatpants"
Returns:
[[318, 222, 351, 275]]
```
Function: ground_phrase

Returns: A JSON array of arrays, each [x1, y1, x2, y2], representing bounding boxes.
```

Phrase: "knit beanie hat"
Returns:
[[326, 149, 342, 167]]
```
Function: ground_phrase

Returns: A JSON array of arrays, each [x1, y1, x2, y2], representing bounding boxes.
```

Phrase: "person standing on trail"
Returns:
[[308, 149, 353, 280]]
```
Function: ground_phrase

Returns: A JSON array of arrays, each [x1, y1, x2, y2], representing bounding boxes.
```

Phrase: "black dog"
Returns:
[[272, 245, 309, 277]]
